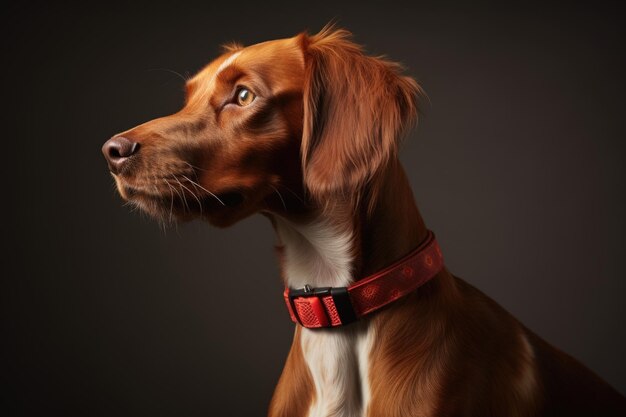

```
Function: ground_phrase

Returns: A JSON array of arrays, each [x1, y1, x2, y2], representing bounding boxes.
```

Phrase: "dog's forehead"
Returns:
[[188, 36, 304, 94], [236, 36, 304, 67]]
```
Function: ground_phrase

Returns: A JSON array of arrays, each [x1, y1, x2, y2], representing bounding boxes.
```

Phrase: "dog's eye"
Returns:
[[236, 88, 256, 106]]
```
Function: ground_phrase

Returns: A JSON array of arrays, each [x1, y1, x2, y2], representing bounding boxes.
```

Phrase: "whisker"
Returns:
[[182, 179, 207, 213], [167, 178, 187, 210], [277, 183, 307, 205], [163, 180, 175, 224], [175, 179, 190, 212], [270, 185, 287, 211], [175, 176, 204, 215], [146, 67, 188, 83], [183, 161, 208, 172], [151, 174, 168, 232], [180, 174, 226, 206]]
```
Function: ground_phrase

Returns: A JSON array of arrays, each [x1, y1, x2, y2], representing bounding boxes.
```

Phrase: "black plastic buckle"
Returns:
[[287, 284, 357, 327]]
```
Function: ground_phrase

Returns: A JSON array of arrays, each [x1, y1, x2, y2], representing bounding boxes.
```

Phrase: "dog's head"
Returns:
[[103, 28, 421, 227]]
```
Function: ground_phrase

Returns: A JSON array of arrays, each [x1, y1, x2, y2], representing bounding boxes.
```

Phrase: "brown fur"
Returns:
[[300, 28, 422, 210], [268, 327, 315, 417], [104, 27, 626, 417]]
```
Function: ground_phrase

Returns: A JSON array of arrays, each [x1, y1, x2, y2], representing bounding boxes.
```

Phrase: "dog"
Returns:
[[102, 27, 626, 417]]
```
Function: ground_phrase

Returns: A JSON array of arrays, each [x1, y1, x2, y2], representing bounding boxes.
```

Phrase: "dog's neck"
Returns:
[[268, 161, 428, 416], [271, 160, 427, 290]]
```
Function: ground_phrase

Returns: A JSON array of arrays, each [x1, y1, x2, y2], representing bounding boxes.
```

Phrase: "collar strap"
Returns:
[[283, 230, 444, 329]]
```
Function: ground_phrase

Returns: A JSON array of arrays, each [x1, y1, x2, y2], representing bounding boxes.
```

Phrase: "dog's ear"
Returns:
[[299, 27, 423, 203]]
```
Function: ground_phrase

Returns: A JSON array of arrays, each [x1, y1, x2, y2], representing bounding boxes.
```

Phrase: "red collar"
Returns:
[[283, 230, 444, 328]]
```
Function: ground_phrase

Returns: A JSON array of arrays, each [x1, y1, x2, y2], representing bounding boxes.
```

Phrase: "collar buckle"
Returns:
[[287, 285, 356, 328]]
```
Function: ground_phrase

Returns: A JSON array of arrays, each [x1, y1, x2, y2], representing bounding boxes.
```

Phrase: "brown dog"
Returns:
[[102, 27, 626, 416]]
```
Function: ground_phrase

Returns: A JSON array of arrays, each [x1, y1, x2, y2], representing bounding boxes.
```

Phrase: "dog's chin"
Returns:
[[122, 186, 250, 227]]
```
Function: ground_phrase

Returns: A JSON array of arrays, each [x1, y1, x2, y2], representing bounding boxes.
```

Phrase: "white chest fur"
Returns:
[[300, 326, 373, 417], [274, 217, 353, 289], [274, 217, 373, 417]]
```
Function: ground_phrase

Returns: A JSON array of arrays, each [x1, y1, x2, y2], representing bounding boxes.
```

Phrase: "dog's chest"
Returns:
[[300, 326, 373, 417]]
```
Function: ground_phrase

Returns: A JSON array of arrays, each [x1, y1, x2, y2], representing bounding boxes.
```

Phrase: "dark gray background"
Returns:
[[3, 2, 625, 416]]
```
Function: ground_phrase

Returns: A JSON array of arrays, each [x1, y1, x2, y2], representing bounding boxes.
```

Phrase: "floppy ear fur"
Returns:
[[300, 27, 423, 205]]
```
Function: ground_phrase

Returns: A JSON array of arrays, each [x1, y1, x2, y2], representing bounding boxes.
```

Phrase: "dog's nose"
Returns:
[[102, 136, 139, 174]]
